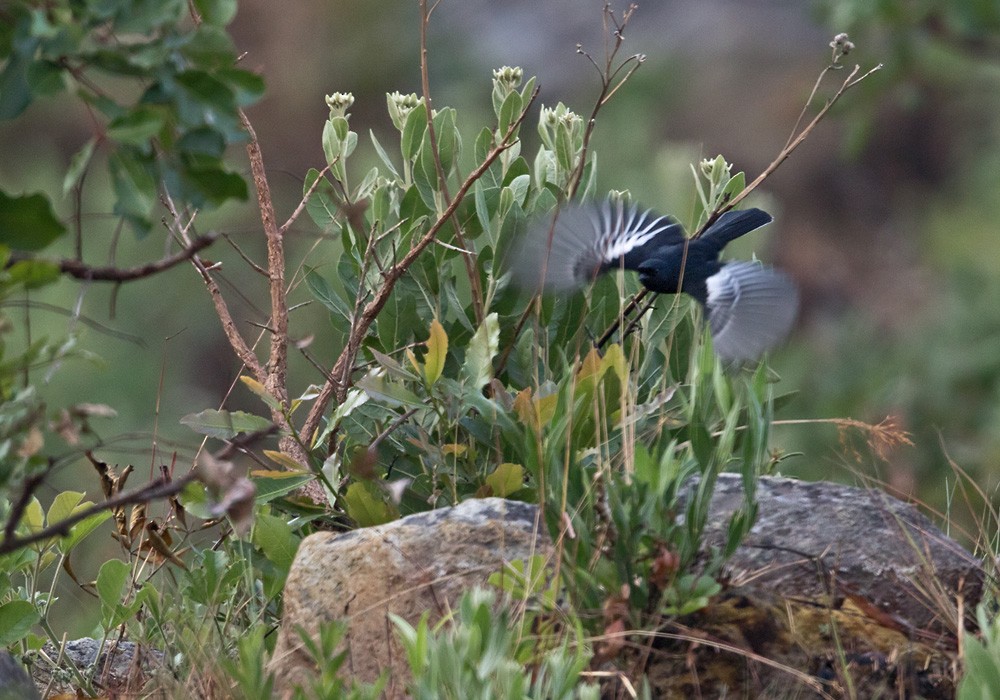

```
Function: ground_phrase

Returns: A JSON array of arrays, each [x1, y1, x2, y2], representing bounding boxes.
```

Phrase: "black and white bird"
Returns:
[[510, 198, 798, 363]]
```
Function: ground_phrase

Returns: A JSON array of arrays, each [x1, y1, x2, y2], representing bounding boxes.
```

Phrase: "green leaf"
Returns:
[[60, 510, 113, 554], [193, 0, 238, 25], [462, 312, 499, 391], [177, 127, 226, 158], [0, 53, 32, 120], [423, 318, 448, 386], [505, 174, 530, 207], [251, 472, 315, 504], [498, 91, 522, 135], [178, 481, 214, 520], [217, 68, 264, 106], [0, 600, 40, 647], [22, 498, 44, 535], [46, 491, 85, 527], [356, 373, 424, 409], [253, 513, 300, 572], [175, 70, 237, 115], [0, 190, 66, 251], [303, 168, 340, 231], [96, 558, 130, 611], [107, 106, 165, 146], [62, 138, 97, 197], [485, 463, 524, 497], [401, 105, 428, 162], [370, 129, 401, 180], [180, 409, 274, 439], [555, 126, 575, 173], [7, 260, 60, 289], [474, 126, 493, 164], [433, 107, 459, 176], [109, 150, 156, 229], [185, 167, 248, 206], [181, 25, 237, 67], [345, 481, 397, 527], [305, 267, 351, 319]]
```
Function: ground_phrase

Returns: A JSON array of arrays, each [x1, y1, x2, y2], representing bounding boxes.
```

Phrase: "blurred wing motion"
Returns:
[[509, 198, 797, 363], [705, 261, 798, 363], [509, 199, 684, 292]]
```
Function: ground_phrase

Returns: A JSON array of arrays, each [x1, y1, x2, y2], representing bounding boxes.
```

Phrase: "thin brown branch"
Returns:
[[2, 467, 50, 544], [9, 233, 219, 282], [221, 232, 268, 276], [419, 0, 484, 326], [596, 289, 649, 349], [240, 109, 290, 413], [280, 163, 332, 236], [300, 88, 540, 446], [163, 194, 265, 381], [0, 472, 195, 557], [568, 3, 643, 200], [721, 63, 882, 215]]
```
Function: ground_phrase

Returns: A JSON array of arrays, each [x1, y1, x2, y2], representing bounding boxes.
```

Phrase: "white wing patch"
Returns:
[[510, 199, 681, 292], [706, 261, 798, 363], [596, 200, 679, 263]]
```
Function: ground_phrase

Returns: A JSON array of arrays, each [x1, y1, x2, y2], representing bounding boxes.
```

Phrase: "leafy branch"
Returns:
[[298, 92, 539, 447]]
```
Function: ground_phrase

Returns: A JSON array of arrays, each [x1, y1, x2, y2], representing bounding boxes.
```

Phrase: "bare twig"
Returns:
[[2, 468, 51, 545], [300, 90, 539, 447], [164, 193, 265, 382], [280, 163, 333, 236], [0, 472, 194, 556], [568, 3, 643, 200], [240, 110, 291, 415], [418, 0, 484, 325], [8, 233, 219, 283], [720, 62, 882, 215]]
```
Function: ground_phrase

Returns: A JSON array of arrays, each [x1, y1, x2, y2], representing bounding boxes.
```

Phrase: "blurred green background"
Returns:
[[3, 0, 1000, 634]]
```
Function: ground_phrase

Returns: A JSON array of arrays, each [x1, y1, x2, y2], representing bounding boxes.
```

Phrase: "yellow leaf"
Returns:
[[263, 450, 308, 471], [424, 318, 448, 386], [513, 388, 538, 432], [406, 347, 421, 375], [535, 393, 558, 428], [250, 469, 310, 477], [240, 375, 282, 411], [576, 347, 604, 382], [485, 463, 524, 497], [601, 343, 628, 383], [442, 443, 468, 456]]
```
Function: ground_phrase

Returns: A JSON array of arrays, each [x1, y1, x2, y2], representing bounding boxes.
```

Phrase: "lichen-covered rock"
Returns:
[[272, 478, 982, 697], [699, 474, 982, 634], [28, 638, 164, 697], [270, 497, 550, 697]]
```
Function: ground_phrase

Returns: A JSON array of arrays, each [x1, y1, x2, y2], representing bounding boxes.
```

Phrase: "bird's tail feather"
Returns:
[[700, 208, 773, 251]]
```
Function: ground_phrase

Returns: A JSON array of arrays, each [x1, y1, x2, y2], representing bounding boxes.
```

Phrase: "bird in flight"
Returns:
[[510, 198, 798, 363]]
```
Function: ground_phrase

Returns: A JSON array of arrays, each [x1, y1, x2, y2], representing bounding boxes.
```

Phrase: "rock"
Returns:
[[271, 477, 982, 696], [28, 638, 164, 697], [699, 474, 983, 636], [270, 497, 550, 697]]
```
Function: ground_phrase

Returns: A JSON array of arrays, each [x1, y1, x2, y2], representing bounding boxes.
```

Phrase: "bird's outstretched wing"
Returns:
[[705, 261, 798, 363], [509, 199, 684, 292]]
